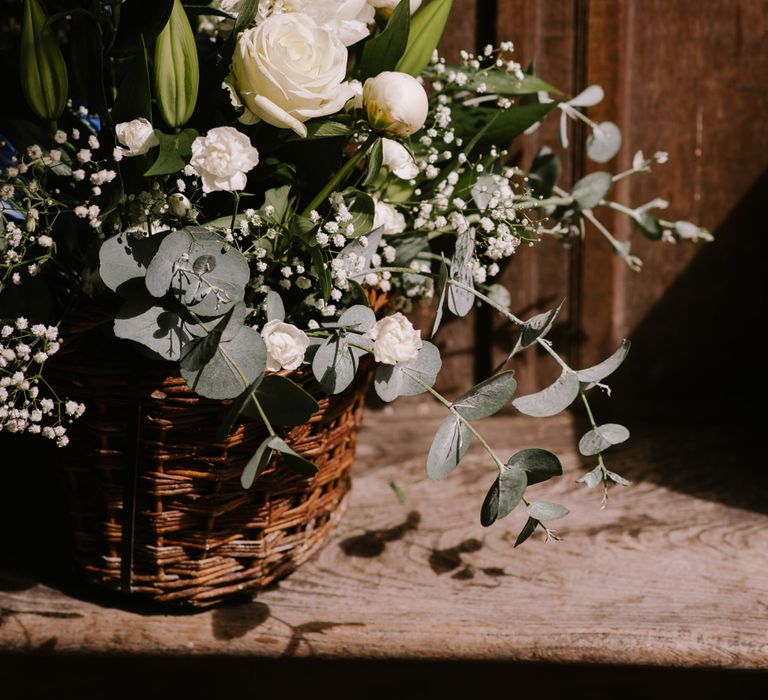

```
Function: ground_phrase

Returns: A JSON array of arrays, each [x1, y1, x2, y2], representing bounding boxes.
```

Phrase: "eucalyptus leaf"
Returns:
[[512, 369, 580, 418], [453, 371, 517, 421], [392, 231, 429, 267], [342, 226, 383, 273], [216, 374, 265, 441], [578, 423, 630, 456], [240, 436, 273, 489], [338, 305, 376, 333], [577, 339, 631, 386], [344, 190, 375, 238], [113, 298, 194, 361], [514, 516, 539, 547], [99, 231, 167, 295], [180, 326, 267, 400], [312, 334, 361, 395], [577, 465, 603, 489], [527, 501, 569, 521], [268, 436, 317, 476], [426, 416, 472, 481], [586, 121, 622, 163], [447, 228, 475, 317], [607, 470, 631, 487], [571, 171, 612, 210], [431, 256, 449, 338], [528, 148, 562, 199], [373, 341, 441, 402], [480, 464, 527, 527], [265, 290, 285, 322], [506, 448, 563, 486], [517, 300, 564, 351]]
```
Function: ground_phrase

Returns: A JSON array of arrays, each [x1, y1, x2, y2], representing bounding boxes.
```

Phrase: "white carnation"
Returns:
[[365, 312, 422, 365], [115, 118, 159, 157], [189, 127, 260, 193], [261, 320, 310, 372], [374, 200, 406, 235]]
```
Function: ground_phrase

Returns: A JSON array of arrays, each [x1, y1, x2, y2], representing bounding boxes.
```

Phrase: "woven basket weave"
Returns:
[[49, 327, 368, 608]]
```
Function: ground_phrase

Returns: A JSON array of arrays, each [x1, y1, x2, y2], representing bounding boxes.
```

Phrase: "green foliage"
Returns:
[[242, 375, 319, 427], [527, 501, 569, 521], [110, 0, 174, 57], [373, 341, 441, 402], [452, 371, 517, 421], [265, 290, 285, 322], [426, 415, 472, 481], [579, 424, 630, 456], [571, 172, 613, 209], [512, 369, 580, 418], [577, 340, 631, 387], [111, 38, 152, 122], [268, 436, 317, 476], [447, 228, 475, 317], [508, 448, 563, 485], [396, 0, 453, 76], [451, 102, 558, 148], [587, 122, 622, 163], [144, 129, 197, 176], [529, 148, 562, 199], [359, 0, 411, 80], [312, 332, 370, 395], [241, 436, 273, 489]]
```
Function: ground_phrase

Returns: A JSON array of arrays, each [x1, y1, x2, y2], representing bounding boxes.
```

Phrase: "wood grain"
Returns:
[[2, 401, 766, 669]]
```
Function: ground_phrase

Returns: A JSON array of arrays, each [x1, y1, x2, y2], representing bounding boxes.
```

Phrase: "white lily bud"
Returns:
[[363, 71, 429, 138]]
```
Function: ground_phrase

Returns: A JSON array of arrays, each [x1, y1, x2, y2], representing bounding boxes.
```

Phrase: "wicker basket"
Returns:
[[49, 328, 368, 608]]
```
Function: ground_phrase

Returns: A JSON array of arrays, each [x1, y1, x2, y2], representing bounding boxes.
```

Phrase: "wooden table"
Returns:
[[1, 401, 766, 696]]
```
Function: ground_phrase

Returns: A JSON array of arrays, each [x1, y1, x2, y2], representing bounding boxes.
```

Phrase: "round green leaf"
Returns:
[[586, 121, 622, 163], [527, 501, 569, 521], [506, 448, 563, 485], [571, 172, 612, 209], [512, 370, 579, 418], [241, 436, 273, 489], [578, 423, 630, 456], [373, 341, 442, 402], [426, 416, 472, 481], [453, 371, 517, 421]]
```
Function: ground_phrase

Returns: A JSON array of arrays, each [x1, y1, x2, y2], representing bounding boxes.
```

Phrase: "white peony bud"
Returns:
[[382, 138, 419, 180], [363, 71, 429, 138], [115, 118, 159, 157], [365, 312, 423, 365], [261, 320, 311, 372], [374, 200, 406, 235], [189, 126, 259, 193], [168, 193, 191, 218], [229, 13, 357, 138]]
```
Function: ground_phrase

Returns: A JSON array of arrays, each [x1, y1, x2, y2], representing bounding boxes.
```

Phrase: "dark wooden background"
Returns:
[[426, 0, 768, 419]]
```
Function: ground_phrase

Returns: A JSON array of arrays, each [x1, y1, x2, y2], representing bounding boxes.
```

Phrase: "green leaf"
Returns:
[[512, 369, 579, 418], [443, 69, 558, 96], [179, 305, 242, 371], [312, 334, 362, 395], [453, 371, 517, 421], [447, 228, 475, 317], [389, 480, 407, 505], [587, 121, 622, 163], [360, 0, 411, 80], [514, 517, 539, 547], [578, 423, 630, 456], [635, 212, 664, 241], [341, 226, 383, 273], [527, 501, 569, 521], [114, 298, 196, 361], [241, 436, 273, 489], [180, 326, 267, 400], [506, 448, 563, 486], [268, 436, 317, 476], [571, 172, 612, 209], [243, 375, 319, 427], [110, 0, 173, 57], [310, 246, 332, 301], [144, 129, 197, 176], [363, 138, 384, 188], [265, 290, 285, 322], [396, 0, 453, 76], [426, 416, 472, 481], [145, 227, 250, 317], [99, 231, 167, 295], [451, 101, 558, 148], [216, 375, 265, 441], [607, 470, 631, 487], [294, 120, 352, 141], [232, 0, 260, 40], [111, 36, 152, 122], [392, 231, 429, 267], [373, 341, 442, 402], [577, 340, 631, 386], [338, 305, 376, 333], [344, 189, 375, 238], [264, 186, 292, 224]]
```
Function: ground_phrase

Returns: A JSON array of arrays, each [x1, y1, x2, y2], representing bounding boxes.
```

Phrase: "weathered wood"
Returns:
[[578, 0, 768, 412], [2, 402, 766, 668]]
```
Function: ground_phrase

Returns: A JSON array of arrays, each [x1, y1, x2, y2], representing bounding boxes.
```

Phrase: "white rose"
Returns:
[[230, 14, 356, 138], [286, 0, 374, 46], [363, 72, 429, 138], [374, 200, 406, 235], [261, 320, 311, 372], [115, 118, 159, 157], [365, 312, 423, 365], [368, 0, 422, 15], [382, 138, 419, 180], [189, 126, 259, 193]]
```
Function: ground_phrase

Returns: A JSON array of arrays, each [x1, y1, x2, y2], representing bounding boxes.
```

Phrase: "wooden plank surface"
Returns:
[[1, 401, 766, 669]]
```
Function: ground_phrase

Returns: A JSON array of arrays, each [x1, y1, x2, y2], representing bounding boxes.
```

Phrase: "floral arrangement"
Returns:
[[0, 0, 710, 544]]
